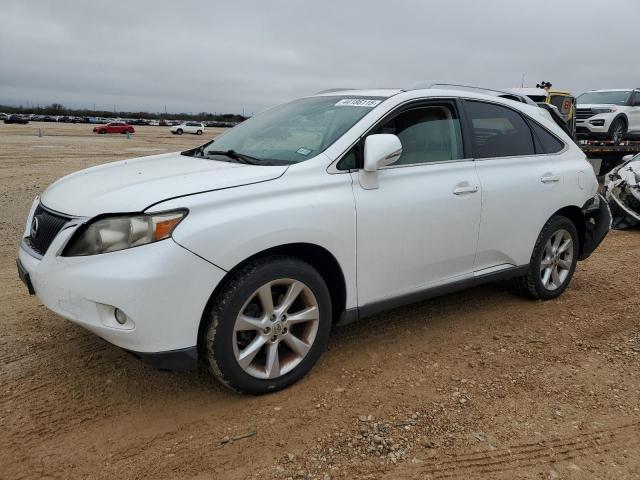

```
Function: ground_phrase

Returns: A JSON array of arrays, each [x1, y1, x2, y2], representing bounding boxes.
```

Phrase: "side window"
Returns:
[[337, 145, 359, 170], [371, 105, 464, 165], [634, 92, 640, 106], [464, 100, 535, 158], [530, 121, 565, 154]]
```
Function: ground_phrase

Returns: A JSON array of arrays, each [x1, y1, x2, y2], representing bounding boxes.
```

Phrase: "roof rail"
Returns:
[[408, 82, 515, 96], [407, 82, 536, 106], [314, 88, 353, 94]]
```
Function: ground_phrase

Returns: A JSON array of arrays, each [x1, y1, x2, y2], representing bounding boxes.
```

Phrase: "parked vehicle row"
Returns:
[[0, 113, 238, 128], [17, 85, 611, 394], [4, 114, 29, 124]]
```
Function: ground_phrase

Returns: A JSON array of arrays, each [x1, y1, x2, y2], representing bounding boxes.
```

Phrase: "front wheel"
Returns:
[[176, 128, 183, 135], [514, 215, 579, 300], [202, 256, 332, 394], [609, 118, 626, 145], [196, 129, 203, 135]]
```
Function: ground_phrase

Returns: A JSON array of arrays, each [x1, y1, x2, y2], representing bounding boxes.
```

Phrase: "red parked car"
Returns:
[[93, 122, 135, 134]]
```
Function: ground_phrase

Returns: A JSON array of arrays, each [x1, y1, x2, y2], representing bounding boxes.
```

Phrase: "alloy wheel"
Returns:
[[540, 229, 574, 291], [612, 121, 624, 144], [232, 279, 319, 379]]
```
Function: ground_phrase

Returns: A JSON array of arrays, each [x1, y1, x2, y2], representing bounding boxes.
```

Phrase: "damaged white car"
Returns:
[[604, 153, 640, 229]]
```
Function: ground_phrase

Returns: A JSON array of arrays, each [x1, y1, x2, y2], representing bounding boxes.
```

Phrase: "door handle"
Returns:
[[541, 174, 560, 184], [453, 185, 479, 195]]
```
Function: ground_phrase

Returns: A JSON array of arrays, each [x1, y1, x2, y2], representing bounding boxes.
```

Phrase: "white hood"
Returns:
[[40, 152, 287, 217], [577, 103, 618, 109]]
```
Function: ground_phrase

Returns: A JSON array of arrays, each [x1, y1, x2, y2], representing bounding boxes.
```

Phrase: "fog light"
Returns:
[[114, 308, 127, 325]]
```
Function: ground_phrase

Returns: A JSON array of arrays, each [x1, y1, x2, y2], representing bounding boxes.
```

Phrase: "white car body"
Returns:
[[170, 122, 205, 135], [18, 87, 611, 386], [576, 89, 640, 142]]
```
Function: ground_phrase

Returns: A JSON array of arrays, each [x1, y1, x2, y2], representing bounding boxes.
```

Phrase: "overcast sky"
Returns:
[[1, 0, 638, 115]]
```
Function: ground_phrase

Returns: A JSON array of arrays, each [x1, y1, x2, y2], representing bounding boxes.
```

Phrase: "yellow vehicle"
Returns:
[[509, 86, 577, 135]]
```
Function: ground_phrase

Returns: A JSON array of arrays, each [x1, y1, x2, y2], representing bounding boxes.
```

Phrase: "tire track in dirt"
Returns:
[[392, 422, 640, 478]]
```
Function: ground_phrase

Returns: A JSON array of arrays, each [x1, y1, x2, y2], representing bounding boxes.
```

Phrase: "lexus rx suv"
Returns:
[[576, 89, 640, 144], [17, 87, 611, 394]]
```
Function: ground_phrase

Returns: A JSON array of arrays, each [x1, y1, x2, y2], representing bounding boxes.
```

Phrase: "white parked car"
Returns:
[[170, 121, 205, 135], [576, 89, 640, 144], [17, 86, 611, 394]]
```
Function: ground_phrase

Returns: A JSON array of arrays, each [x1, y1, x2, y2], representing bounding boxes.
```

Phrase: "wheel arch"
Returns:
[[611, 113, 629, 129], [550, 205, 585, 256], [197, 242, 347, 351]]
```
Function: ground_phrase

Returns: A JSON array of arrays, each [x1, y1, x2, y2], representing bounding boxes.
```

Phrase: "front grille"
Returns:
[[27, 204, 72, 255], [576, 108, 596, 120]]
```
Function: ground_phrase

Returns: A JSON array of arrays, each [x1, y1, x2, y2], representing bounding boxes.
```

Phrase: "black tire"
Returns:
[[608, 118, 626, 145], [512, 215, 579, 300], [196, 130, 203, 135], [176, 128, 183, 135], [201, 255, 332, 394], [99, 129, 107, 134]]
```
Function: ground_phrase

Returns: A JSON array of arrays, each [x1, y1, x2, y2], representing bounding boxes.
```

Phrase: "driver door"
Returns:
[[350, 100, 481, 308]]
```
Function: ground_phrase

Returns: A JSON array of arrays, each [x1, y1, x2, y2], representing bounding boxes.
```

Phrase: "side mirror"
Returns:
[[360, 134, 402, 190], [622, 154, 634, 161]]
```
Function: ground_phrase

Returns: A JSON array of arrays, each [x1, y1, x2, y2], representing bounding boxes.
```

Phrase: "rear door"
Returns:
[[351, 100, 482, 306], [462, 99, 562, 272]]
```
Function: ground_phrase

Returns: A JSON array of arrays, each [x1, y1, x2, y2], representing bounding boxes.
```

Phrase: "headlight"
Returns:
[[63, 209, 187, 256], [592, 107, 617, 114]]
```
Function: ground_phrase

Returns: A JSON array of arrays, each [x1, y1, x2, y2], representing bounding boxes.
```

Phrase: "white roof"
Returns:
[[508, 87, 548, 97], [588, 89, 635, 92]]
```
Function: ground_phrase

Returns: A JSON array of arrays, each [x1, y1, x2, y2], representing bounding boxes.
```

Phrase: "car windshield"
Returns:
[[577, 91, 631, 106], [187, 96, 384, 165]]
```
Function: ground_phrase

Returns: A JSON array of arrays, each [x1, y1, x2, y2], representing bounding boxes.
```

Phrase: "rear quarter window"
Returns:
[[529, 121, 565, 154]]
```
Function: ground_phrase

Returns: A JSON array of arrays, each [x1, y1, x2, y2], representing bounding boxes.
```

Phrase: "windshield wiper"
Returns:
[[204, 150, 261, 165]]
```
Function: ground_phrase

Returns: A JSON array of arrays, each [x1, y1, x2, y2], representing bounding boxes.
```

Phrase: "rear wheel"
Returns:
[[513, 215, 579, 300], [609, 118, 626, 145], [202, 256, 332, 394]]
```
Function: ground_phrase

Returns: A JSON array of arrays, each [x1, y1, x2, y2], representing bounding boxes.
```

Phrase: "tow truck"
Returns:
[[580, 139, 640, 175]]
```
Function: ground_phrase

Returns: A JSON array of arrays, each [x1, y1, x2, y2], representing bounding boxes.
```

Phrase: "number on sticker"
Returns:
[[335, 99, 381, 108]]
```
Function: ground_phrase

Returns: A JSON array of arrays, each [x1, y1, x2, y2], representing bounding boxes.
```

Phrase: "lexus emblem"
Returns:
[[31, 216, 39, 239]]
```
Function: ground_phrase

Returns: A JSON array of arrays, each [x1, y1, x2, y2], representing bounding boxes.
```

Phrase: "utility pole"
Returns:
[[521, 73, 525, 88]]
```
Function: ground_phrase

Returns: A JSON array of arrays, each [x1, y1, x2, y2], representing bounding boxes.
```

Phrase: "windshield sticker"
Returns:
[[335, 98, 382, 108], [296, 147, 312, 156]]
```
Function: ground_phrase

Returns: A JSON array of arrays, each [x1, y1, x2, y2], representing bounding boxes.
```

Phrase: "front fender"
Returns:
[[151, 167, 358, 309]]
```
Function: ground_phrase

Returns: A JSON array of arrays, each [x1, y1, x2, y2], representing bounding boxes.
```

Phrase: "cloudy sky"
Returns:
[[1, 0, 637, 115]]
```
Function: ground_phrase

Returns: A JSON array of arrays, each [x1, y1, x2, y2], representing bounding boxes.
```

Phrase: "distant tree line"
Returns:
[[0, 103, 247, 122]]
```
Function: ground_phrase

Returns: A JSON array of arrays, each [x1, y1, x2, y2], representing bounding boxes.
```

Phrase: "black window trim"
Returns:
[[459, 97, 568, 161], [334, 97, 472, 172]]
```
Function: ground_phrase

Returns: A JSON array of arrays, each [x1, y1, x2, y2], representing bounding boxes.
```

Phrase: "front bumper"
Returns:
[[18, 226, 226, 358], [576, 115, 613, 138]]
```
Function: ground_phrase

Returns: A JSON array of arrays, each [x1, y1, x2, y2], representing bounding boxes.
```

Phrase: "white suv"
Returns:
[[17, 87, 611, 394], [170, 121, 204, 135], [576, 89, 640, 144]]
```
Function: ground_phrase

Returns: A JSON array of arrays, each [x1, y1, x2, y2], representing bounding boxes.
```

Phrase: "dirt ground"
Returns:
[[1, 122, 639, 480]]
